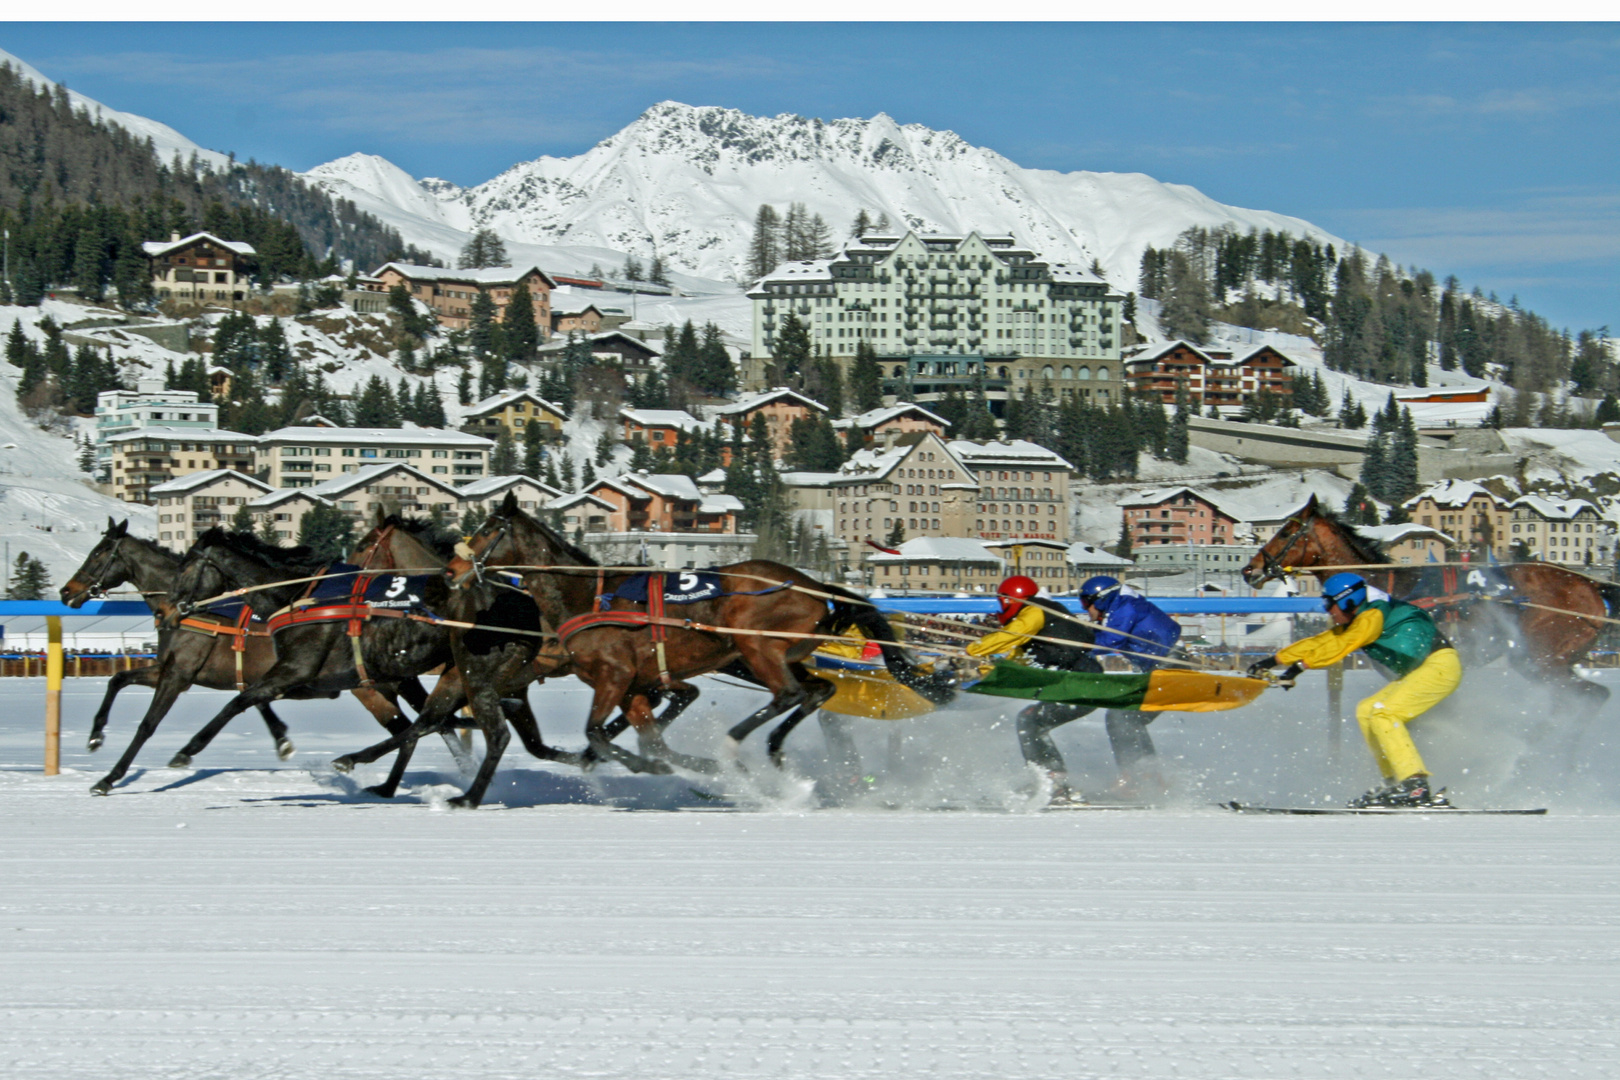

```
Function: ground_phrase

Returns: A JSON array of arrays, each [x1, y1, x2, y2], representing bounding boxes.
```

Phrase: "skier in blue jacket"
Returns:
[[1080, 576, 1183, 798]]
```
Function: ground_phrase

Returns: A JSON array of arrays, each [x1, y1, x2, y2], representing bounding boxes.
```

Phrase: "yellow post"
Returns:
[[44, 616, 63, 776]]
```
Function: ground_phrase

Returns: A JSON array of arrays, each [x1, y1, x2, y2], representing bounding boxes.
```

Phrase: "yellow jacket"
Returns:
[[967, 604, 1046, 659], [817, 625, 869, 661], [1278, 607, 1384, 670]]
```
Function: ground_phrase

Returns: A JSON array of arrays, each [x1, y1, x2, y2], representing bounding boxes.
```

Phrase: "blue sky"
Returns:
[[4, 22, 1617, 331]]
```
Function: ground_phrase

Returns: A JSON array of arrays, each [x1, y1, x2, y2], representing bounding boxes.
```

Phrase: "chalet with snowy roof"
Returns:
[[308, 463, 463, 524], [712, 388, 827, 458], [1403, 480, 1512, 559], [148, 469, 273, 546], [537, 330, 662, 383], [549, 492, 617, 535], [460, 390, 568, 442], [372, 263, 556, 333], [1124, 341, 1296, 409], [619, 407, 707, 453], [1119, 486, 1241, 548], [584, 474, 741, 534], [144, 232, 256, 304], [745, 230, 1125, 407], [248, 488, 332, 545], [458, 475, 566, 516], [1508, 495, 1615, 566], [1355, 523, 1457, 566], [866, 536, 1006, 594], [550, 303, 603, 336], [833, 403, 950, 447]]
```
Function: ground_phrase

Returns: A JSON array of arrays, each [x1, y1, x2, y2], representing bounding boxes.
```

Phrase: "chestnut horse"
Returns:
[[1243, 495, 1620, 735]]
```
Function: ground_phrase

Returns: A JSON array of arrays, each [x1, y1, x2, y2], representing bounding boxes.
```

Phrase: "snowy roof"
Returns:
[[698, 468, 728, 484], [1124, 340, 1211, 365], [1045, 262, 1108, 285], [147, 469, 272, 496], [711, 387, 827, 416], [1220, 344, 1299, 368], [548, 492, 616, 512], [457, 475, 566, 500], [538, 330, 662, 356], [106, 427, 257, 445], [1510, 495, 1601, 520], [1118, 486, 1232, 511], [247, 488, 331, 509], [308, 463, 461, 499], [462, 390, 569, 421], [373, 262, 557, 288], [258, 425, 492, 448], [835, 403, 950, 431], [140, 232, 256, 258], [1065, 541, 1134, 567], [623, 473, 705, 501], [750, 259, 835, 290], [619, 408, 705, 432], [865, 537, 1005, 565], [948, 438, 1074, 472], [778, 471, 845, 488], [698, 494, 745, 514], [1355, 523, 1457, 546], [1405, 479, 1509, 510], [552, 303, 603, 318]]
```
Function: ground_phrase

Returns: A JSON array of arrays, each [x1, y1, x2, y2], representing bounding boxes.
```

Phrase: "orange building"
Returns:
[[1123, 341, 1295, 407], [371, 262, 556, 333], [551, 304, 603, 336], [1119, 486, 1240, 547], [584, 474, 741, 533], [712, 387, 827, 459]]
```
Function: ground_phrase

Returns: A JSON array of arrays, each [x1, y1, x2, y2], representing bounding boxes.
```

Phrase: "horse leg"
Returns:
[[765, 670, 837, 770], [504, 690, 584, 768], [722, 639, 804, 763], [166, 650, 331, 769], [631, 684, 716, 773], [255, 704, 296, 760], [350, 678, 466, 798], [580, 672, 673, 776], [90, 664, 197, 795], [87, 664, 159, 751]]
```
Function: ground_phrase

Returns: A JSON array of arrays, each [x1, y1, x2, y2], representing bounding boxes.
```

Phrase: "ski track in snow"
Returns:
[[2, 667, 1618, 1079]]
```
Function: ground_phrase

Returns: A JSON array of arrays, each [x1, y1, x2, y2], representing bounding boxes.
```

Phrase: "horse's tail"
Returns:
[[815, 582, 957, 705]]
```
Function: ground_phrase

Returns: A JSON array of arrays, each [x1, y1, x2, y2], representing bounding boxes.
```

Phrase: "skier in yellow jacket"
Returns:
[[1249, 572, 1462, 807]]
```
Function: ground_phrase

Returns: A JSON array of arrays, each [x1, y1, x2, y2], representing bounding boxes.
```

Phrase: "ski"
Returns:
[[1221, 801, 1546, 816]]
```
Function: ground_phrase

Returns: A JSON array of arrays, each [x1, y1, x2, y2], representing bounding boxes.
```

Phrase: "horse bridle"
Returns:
[[1254, 514, 1311, 585], [75, 535, 128, 600], [452, 518, 511, 589]]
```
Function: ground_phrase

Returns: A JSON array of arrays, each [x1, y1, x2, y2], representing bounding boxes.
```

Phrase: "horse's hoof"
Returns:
[[362, 784, 396, 799], [331, 756, 356, 774], [167, 753, 192, 769], [89, 780, 111, 796], [86, 735, 103, 752], [276, 738, 296, 761], [446, 795, 479, 809]]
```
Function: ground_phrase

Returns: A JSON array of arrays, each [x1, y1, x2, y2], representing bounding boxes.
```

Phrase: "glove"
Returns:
[[1246, 655, 1277, 680], [1276, 662, 1305, 689]]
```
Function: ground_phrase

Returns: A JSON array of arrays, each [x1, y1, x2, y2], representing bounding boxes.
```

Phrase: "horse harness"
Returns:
[[174, 603, 267, 692]]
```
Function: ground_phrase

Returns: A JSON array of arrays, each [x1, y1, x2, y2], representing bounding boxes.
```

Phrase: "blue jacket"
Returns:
[[1092, 592, 1181, 670]]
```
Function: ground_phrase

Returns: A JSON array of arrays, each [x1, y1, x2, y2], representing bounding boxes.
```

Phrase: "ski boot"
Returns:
[[1045, 772, 1091, 807], [1348, 774, 1451, 809]]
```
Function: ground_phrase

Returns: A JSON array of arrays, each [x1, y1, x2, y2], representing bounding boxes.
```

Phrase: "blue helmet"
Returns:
[[1322, 572, 1368, 614], [1080, 575, 1121, 605]]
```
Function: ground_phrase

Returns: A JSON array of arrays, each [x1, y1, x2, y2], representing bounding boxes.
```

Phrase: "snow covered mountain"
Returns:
[[0, 47, 231, 172], [303, 102, 1344, 287]]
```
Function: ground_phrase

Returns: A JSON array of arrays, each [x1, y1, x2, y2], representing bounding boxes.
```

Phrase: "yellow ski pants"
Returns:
[[1355, 647, 1462, 782]]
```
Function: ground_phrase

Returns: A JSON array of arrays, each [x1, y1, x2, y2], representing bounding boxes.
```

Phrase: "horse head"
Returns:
[[1242, 495, 1327, 587], [61, 518, 132, 607]]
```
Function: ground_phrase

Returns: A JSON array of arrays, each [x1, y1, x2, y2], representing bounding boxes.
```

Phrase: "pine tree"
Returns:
[[1169, 380, 1191, 464], [503, 284, 538, 364], [851, 210, 872, 239], [352, 375, 398, 427], [491, 428, 518, 475], [623, 254, 644, 281], [298, 503, 355, 563], [230, 503, 255, 534], [1113, 519, 1133, 560], [459, 505, 485, 535], [886, 519, 906, 547], [1338, 389, 1367, 429], [694, 322, 736, 396], [468, 289, 500, 365], [595, 427, 616, 467], [1342, 482, 1380, 525], [257, 514, 283, 546], [457, 369, 473, 406], [807, 214, 835, 259], [559, 453, 577, 492], [522, 418, 544, 478], [648, 254, 670, 286], [747, 204, 781, 279], [1389, 403, 1420, 507], [1359, 405, 1389, 502], [773, 312, 812, 379], [1159, 250, 1212, 344], [458, 228, 509, 269], [8, 551, 51, 600], [850, 340, 883, 413]]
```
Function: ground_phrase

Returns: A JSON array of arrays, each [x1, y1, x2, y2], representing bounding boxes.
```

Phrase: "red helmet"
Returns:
[[996, 575, 1039, 624]]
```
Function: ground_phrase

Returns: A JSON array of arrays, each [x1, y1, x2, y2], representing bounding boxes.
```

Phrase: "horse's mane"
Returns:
[[191, 527, 321, 572], [375, 513, 459, 560], [1325, 509, 1392, 566], [125, 533, 182, 564], [523, 512, 598, 567]]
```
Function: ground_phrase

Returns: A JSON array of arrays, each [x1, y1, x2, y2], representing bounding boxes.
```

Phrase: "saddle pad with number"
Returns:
[[306, 564, 432, 610], [606, 570, 724, 607]]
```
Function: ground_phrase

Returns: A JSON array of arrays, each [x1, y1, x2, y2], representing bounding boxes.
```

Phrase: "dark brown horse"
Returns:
[[1243, 495, 1620, 730], [66, 521, 453, 795]]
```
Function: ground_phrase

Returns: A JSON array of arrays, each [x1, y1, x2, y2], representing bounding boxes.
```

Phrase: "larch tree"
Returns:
[[458, 228, 508, 269]]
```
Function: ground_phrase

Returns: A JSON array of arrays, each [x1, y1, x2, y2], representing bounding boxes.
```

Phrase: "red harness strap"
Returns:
[[177, 604, 264, 692]]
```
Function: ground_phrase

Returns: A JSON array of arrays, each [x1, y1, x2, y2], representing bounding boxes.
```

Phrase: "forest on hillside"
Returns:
[[0, 62, 435, 304], [1137, 225, 1611, 397]]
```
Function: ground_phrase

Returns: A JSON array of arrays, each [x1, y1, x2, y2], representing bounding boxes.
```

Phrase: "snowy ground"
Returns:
[[2, 662, 1618, 1079]]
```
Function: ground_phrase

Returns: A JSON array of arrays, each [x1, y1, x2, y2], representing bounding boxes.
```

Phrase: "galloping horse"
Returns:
[[1244, 495, 1620, 724]]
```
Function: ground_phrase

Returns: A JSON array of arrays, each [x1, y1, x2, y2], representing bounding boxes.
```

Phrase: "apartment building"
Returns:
[[372, 263, 556, 333], [866, 536, 1006, 594], [149, 469, 274, 547], [1119, 487, 1242, 548], [833, 403, 950, 447], [1508, 495, 1616, 565], [1403, 480, 1512, 559], [619, 408, 708, 450], [1124, 341, 1297, 408], [711, 387, 827, 458], [106, 428, 258, 504], [93, 382, 221, 481], [308, 463, 464, 525], [582, 474, 743, 534], [747, 231, 1125, 410], [249, 489, 332, 544], [950, 439, 1075, 543], [1355, 523, 1457, 565], [257, 425, 493, 489], [143, 232, 256, 304], [458, 475, 566, 516]]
